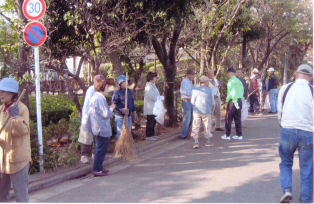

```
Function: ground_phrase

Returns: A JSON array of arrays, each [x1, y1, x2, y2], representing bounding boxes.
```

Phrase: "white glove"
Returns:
[[160, 96, 165, 101], [234, 102, 240, 110]]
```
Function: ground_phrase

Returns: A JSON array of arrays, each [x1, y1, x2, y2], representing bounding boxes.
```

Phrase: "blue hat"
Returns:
[[118, 75, 126, 85], [0, 78, 19, 93]]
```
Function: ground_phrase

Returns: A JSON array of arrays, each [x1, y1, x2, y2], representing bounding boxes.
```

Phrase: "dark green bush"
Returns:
[[29, 94, 74, 126]]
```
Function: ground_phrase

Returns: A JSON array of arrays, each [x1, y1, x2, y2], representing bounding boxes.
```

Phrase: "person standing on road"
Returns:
[[249, 68, 260, 113], [78, 77, 97, 164], [259, 72, 269, 114], [277, 64, 313, 203], [221, 67, 244, 141], [144, 72, 161, 141], [179, 69, 195, 139], [190, 76, 215, 149], [0, 78, 31, 202], [267, 67, 278, 113], [112, 75, 138, 141], [207, 70, 224, 132], [88, 75, 115, 177]]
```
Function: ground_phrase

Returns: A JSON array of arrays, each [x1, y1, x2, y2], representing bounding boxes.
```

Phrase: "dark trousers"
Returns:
[[225, 99, 242, 136], [93, 136, 109, 172], [249, 94, 259, 112], [146, 115, 157, 137]]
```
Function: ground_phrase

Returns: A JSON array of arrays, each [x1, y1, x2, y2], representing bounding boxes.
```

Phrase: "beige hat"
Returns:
[[296, 64, 313, 75], [199, 76, 210, 83], [252, 68, 259, 73]]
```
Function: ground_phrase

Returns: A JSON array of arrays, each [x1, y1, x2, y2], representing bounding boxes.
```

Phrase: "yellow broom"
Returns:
[[114, 73, 138, 160]]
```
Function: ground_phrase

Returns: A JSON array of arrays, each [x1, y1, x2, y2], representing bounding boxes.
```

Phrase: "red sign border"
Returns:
[[23, 0, 46, 21], [24, 22, 47, 47]]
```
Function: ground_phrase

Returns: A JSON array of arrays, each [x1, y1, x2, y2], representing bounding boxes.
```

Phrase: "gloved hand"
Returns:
[[7, 103, 19, 118], [234, 102, 240, 110]]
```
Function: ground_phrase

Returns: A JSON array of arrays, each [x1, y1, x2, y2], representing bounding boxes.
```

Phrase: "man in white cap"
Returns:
[[190, 75, 215, 149], [267, 67, 278, 113], [277, 64, 313, 203]]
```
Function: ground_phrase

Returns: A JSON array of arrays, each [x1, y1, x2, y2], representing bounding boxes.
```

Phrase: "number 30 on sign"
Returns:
[[23, 0, 46, 21]]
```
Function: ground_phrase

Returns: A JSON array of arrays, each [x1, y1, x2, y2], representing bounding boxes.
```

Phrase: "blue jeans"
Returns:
[[115, 115, 132, 141], [93, 136, 109, 172], [269, 88, 278, 112], [181, 100, 193, 138], [0, 164, 29, 202], [279, 128, 313, 202]]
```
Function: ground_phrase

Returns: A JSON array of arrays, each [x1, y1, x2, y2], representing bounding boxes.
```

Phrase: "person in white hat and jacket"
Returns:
[[0, 78, 31, 202], [267, 67, 278, 113]]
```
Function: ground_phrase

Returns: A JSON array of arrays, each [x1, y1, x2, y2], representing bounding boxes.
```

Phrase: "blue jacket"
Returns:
[[112, 88, 136, 117], [88, 92, 113, 137], [191, 86, 215, 114]]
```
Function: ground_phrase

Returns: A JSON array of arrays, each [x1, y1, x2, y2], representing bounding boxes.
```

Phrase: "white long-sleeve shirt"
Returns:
[[277, 79, 313, 132]]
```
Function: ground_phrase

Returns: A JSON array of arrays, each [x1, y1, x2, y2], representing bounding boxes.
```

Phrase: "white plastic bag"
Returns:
[[264, 94, 271, 110], [153, 96, 167, 125], [241, 99, 249, 121]]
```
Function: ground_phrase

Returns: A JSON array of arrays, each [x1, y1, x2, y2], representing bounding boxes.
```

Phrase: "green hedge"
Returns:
[[29, 94, 74, 126]]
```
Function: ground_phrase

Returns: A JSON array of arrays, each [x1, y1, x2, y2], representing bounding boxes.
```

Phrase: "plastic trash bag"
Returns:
[[153, 96, 167, 125], [264, 94, 271, 110], [241, 99, 249, 121]]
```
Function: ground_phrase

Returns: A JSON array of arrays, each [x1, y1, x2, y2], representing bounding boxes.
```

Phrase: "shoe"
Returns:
[[232, 136, 243, 140], [215, 128, 224, 131], [92, 170, 108, 177], [279, 190, 292, 203], [178, 136, 187, 140], [145, 137, 157, 141], [221, 135, 231, 140], [152, 136, 160, 139], [193, 143, 199, 149], [80, 155, 89, 164], [205, 142, 215, 147]]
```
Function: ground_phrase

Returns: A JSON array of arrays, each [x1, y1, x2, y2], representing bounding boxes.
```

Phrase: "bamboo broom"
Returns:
[[114, 73, 138, 161]]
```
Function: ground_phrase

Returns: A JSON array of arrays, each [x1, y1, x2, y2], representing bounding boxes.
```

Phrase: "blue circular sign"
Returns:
[[24, 22, 47, 47]]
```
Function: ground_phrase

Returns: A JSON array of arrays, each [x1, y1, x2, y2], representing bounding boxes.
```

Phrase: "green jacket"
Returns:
[[226, 76, 244, 103]]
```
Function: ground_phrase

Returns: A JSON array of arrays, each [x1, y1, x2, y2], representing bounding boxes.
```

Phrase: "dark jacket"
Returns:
[[238, 77, 248, 99], [268, 74, 278, 90], [112, 88, 136, 117]]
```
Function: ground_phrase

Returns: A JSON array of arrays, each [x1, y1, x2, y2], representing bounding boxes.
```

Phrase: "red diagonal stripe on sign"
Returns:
[[29, 28, 42, 41]]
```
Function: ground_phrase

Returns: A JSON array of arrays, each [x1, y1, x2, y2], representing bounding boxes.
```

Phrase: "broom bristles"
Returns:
[[114, 116, 138, 161]]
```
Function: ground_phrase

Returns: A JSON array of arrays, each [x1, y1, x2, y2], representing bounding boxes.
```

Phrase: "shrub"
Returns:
[[134, 100, 143, 113], [29, 94, 74, 126]]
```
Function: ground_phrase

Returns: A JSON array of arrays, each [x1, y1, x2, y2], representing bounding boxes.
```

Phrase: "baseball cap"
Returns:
[[296, 64, 313, 75], [267, 67, 275, 72], [199, 76, 210, 83]]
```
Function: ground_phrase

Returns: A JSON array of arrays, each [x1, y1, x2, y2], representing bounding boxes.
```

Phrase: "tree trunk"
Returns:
[[283, 52, 289, 85], [108, 50, 123, 80], [200, 42, 206, 75], [151, 21, 182, 127]]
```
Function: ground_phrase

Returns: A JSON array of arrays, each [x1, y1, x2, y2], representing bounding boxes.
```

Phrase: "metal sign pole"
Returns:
[[34, 47, 44, 172]]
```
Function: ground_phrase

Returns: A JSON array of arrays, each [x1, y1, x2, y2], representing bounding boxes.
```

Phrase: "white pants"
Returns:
[[191, 113, 213, 139]]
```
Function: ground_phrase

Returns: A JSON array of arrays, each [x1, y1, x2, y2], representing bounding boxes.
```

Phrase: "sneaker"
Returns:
[[80, 155, 89, 164], [221, 135, 231, 140], [193, 143, 199, 149], [205, 142, 215, 147], [145, 136, 157, 141], [232, 136, 243, 140], [92, 170, 108, 177], [279, 190, 292, 203]]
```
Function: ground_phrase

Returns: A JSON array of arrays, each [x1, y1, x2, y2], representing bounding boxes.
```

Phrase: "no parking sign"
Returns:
[[23, 22, 47, 47]]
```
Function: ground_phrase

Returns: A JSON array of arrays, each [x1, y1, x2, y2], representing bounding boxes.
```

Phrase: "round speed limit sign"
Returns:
[[23, 0, 46, 21]]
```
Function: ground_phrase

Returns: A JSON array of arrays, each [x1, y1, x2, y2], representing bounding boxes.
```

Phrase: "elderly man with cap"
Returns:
[[0, 78, 31, 202], [248, 68, 260, 113], [190, 75, 215, 149], [179, 69, 195, 139], [112, 75, 137, 141], [277, 64, 313, 203], [267, 67, 278, 113], [221, 67, 244, 141]]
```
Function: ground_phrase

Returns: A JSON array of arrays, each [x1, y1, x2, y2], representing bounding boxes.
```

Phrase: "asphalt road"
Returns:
[[29, 114, 302, 203]]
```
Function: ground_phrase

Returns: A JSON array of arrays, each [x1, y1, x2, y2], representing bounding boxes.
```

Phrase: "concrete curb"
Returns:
[[25, 130, 181, 196]]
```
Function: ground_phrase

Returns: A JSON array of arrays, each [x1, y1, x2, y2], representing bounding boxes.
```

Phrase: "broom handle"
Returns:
[[0, 89, 26, 135], [125, 73, 128, 109]]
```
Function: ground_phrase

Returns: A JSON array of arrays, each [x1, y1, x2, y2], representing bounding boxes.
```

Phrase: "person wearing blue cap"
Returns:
[[112, 75, 138, 141], [0, 78, 31, 202]]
